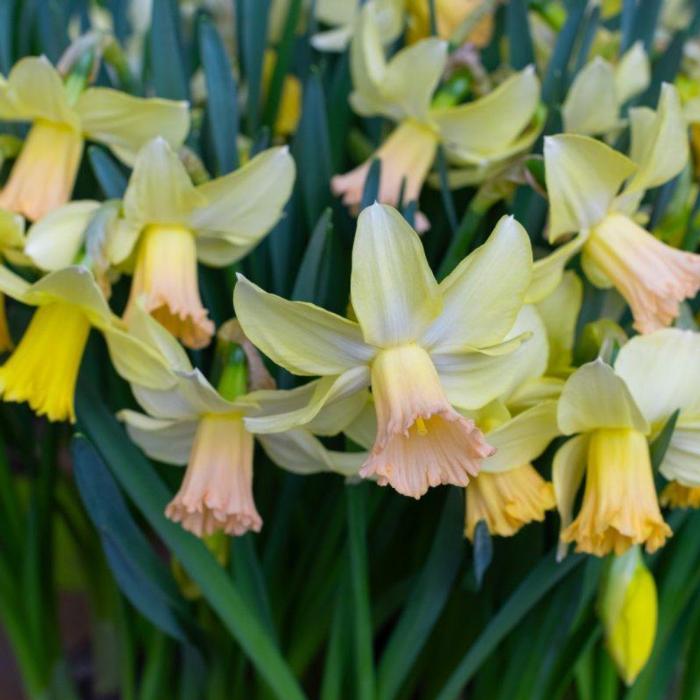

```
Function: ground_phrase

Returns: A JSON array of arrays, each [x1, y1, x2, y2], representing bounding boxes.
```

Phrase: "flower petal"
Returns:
[[614, 42, 650, 105], [659, 414, 700, 486], [351, 203, 441, 347], [552, 433, 589, 560], [422, 215, 532, 351], [526, 234, 586, 303], [234, 275, 373, 375], [544, 134, 637, 242], [562, 57, 619, 135], [557, 360, 649, 435], [481, 400, 560, 473], [434, 66, 541, 163], [77, 88, 189, 165], [614, 328, 700, 424], [123, 137, 204, 230], [25, 200, 100, 270], [118, 410, 197, 465], [244, 367, 370, 434], [190, 147, 295, 264]]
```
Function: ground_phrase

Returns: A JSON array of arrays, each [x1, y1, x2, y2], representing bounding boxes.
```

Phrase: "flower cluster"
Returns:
[[2, 0, 700, 687]]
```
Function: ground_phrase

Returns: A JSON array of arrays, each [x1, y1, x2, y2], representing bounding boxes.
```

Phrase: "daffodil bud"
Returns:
[[598, 546, 657, 686]]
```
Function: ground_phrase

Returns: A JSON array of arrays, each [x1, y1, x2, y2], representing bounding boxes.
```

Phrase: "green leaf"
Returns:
[[472, 520, 493, 589], [291, 208, 336, 305], [506, 0, 535, 70], [75, 366, 307, 700], [650, 409, 679, 471], [148, 0, 189, 100], [0, 0, 16, 74], [435, 145, 458, 233], [88, 146, 128, 199], [435, 550, 584, 700], [198, 15, 239, 174], [360, 159, 382, 210], [346, 483, 375, 700], [377, 489, 464, 700], [237, 0, 270, 135]]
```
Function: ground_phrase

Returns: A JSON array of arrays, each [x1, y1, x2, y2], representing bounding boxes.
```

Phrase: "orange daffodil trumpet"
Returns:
[[115, 308, 366, 537], [0, 265, 168, 423], [234, 203, 535, 499], [332, 0, 542, 230], [544, 83, 700, 333], [550, 328, 700, 558], [0, 56, 189, 220]]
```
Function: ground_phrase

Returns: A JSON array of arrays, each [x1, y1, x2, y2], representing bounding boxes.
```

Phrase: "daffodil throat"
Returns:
[[125, 224, 214, 349], [0, 119, 83, 221], [562, 428, 671, 556], [0, 302, 90, 423]]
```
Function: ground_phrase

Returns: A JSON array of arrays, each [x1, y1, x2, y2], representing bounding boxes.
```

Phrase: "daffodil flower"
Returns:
[[116, 312, 365, 536], [332, 1, 542, 229], [553, 359, 672, 558], [234, 203, 535, 498], [0, 265, 168, 422], [545, 83, 700, 333], [0, 56, 189, 220], [599, 546, 657, 685], [562, 42, 650, 136], [405, 0, 495, 47], [68, 137, 294, 349], [0, 209, 25, 350]]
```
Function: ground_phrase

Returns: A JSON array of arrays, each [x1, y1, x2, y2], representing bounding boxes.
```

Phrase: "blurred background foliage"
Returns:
[[1, 0, 700, 698]]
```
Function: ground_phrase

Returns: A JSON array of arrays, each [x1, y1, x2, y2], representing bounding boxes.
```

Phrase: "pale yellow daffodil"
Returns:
[[0, 56, 189, 220], [0, 209, 25, 350], [0, 265, 168, 422], [553, 358, 672, 558], [599, 546, 657, 685], [562, 43, 650, 136], [116, 311, 365, 536], [545, 83, 700, 333], [332, 1, 542, 229], [234, 203, 535, 498], [93, 137, 295, 349]]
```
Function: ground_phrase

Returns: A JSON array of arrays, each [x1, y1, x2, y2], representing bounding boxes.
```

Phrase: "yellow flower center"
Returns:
[[0, 302, 91, 422]]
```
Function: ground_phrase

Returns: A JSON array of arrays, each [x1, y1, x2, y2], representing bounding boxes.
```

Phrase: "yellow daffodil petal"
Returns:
[[526, 234, 586, 304], [422, 215, 532, 351], [544, 134, 637, 242], [191, 147, 295, 266], [481, 400, 559, 473], [352, 203, 442, 347], [434, 67, 540, 164], [558, 360, 649, 435], [25, 200, 100, 270], [259, 429, 365, 476], [123, 137, 204, 230], [77, 88, 189, 166], [244, 367, 370, 434], [562, 57, 619, 135], [552, 433, 589, 560], [615, 329, 700, 424], [622, 83, 688, 197], [0, 208, 24, 252], [536, 271, 582, 374], [0, 264, 31, 301], [118, 410, 198, 465], [0, 56, 77, 127], [507, 376, 565, 412], [614, 42, 650, 105], [344, 399, 377, 450], [234, 275, 374, 375]]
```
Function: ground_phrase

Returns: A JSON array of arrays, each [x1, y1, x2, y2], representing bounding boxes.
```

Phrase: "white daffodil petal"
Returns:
[[244, 366, 370, 434], [0, 264, 31, 301], [352, 203, 441, 347], [311, 26, 354, 52], [659, 415, 700, 486], [259, 429, 365, 476], [344, 400, 377, 450], [552, 433, 589, 561], [422, 215, 532, 351], [118, 410, 197, 465], [623, 83, 688, 196], [614, 42, 650, 105], [122, 137, 204, 228], [557, 360, 649, 435], [25, 200, 100, 270], [481, 400, 559, 473], [434, 67, 540, 163], [544, 134, 637, 242], [234, 275, 374, 375], [526, 234, 586, 303], [77, 89, 189, 165], [562, 57, 619, 135], [615, 328, 700, 423]]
